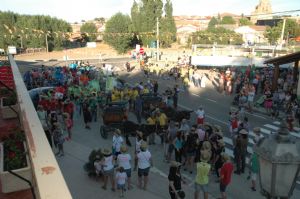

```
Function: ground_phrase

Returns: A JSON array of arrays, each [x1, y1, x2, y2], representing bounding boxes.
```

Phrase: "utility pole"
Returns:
[[45, 34, 49, 53], [279, 18, 286, 50], [156, 17, 159, 61]]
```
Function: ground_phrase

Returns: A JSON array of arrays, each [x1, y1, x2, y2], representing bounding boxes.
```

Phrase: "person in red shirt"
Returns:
[[219, 154, 234, 199]]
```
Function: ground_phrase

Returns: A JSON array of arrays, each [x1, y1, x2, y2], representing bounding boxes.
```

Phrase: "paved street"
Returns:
[[17, 60, 300, 199]]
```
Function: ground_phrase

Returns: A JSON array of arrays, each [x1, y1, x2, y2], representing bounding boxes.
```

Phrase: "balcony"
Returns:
[[0, 55, 72, 199]]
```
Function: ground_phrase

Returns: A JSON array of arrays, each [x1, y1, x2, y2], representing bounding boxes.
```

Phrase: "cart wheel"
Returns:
[[100, 126, 107, 139]]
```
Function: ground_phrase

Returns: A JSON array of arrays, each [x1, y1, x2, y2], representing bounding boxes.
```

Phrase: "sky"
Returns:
[[0, 0, 299, 23]]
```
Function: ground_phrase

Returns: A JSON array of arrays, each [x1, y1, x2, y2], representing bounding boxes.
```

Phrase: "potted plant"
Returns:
[[0, 130, 32, 193], [0, 92, 19, 119]]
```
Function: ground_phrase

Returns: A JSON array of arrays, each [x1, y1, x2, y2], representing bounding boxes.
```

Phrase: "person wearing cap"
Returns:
[[135, 141, 153, 190], [194, 150, 211, 199], [117, 145, 132, 190], [233, 129, 248, 174], [219, 154, 234, 199], [195, 106, 205, 125], [112, 129, 124, 158], [168, 161, 185, 199], [101, 148, 116, 191]]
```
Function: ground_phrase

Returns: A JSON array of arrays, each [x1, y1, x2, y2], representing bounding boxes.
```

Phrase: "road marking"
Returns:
[[260, 128, 271, 135], [179, 103, 229, 126], [206, 98, 217, 103], [223, 137, 253, 154], [151, 166, 168, 178], [230, 107, 266, 120], [264, 124, 279, 131], [273, 121, 281, 125], [191, 93, 217, 103]]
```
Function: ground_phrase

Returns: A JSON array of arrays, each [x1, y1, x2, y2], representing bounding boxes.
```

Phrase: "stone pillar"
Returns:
[[272, 64, 279, 91]]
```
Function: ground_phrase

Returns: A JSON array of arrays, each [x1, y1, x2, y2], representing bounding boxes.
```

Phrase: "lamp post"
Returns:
[[254, 121, 300, 199]]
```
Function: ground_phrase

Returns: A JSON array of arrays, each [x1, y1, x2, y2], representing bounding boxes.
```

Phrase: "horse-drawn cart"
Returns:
[[100, 101, 128, 139]]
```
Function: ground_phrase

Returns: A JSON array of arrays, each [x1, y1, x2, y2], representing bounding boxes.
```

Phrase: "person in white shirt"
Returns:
[[115, 166, 127, 197], [253, 127, 263, 145], [135, 131, 144, 154], [101, 148, 115, 191], [112, 129, 124, 157], [135, 141, 153, 190], [195, 106, 205, 125], [117, 145, 132, 190], [94, 155, 103, 179]]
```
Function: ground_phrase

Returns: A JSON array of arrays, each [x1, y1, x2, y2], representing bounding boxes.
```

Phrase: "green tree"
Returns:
[[80, 23, 97, 42], [131, 0, 163, 46], [160, 0, 177, 47], [221, 16, 236, 24], [189, 28, 243, 46], [239, 18, 253, 26], [0, 11, 71, 51], [104, 13, 134, 54], [264, 26, 281, 45], [264, 19, 300, 45], [208, 17, 219, 29]]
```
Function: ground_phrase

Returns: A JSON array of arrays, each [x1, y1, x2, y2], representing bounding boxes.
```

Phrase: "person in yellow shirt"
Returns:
[[194, 150, 211, 199], [155, 109, 168, 144], [143, 87, 150, 94], [147, 114, 157, 144]]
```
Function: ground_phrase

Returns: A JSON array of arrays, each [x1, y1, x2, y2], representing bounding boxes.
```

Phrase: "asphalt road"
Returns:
[[15, 59, 300, 199]]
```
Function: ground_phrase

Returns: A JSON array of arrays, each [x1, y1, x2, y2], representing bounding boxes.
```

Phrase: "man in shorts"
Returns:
[[194, 150, 211, 199], [219, 154, 234, 199]]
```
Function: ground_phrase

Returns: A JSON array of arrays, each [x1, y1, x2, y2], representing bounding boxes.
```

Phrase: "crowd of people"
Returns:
[[24, 60, 286, 199]]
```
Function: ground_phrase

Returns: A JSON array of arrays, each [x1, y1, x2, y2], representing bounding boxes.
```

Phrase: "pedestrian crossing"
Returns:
[[222, 121, 300, 186]]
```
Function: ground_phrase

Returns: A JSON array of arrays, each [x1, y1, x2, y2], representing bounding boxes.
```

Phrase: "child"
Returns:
[[53, 123, 65, 157], [115, 167, 127, 197], [94, 155, 103, 180], [64, 113, 73, 140]]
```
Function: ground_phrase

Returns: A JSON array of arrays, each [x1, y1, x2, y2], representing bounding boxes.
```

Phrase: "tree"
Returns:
[[208, 17, 219, 29], [0, 11, 71, 51], [189, 28, 243, 46], [80, 23, 97, 42], [160, 0, 177, 47], [131, 0, 163, 46], [264, 19, 300, 45], [264, 26, 281, 45], [104, 13, 134, 54], [221, 16, 236, 24], [239, 18, 253, 26]]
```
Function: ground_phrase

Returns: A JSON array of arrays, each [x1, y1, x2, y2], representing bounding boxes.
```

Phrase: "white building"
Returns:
[[235, 25, 267, 44]]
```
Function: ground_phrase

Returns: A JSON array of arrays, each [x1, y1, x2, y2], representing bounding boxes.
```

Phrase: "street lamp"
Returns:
[[254, 122, 300, 199]]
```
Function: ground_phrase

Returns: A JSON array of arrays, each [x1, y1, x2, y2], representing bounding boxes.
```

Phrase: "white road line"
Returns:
[[151, 166, 168, 178], [230, 107, 266, 120], [273, 121, 281, 125], [294, 127, 300, 131], [190, 93, 217, 103], [223, 137, 253, 154], [290, 132, 300, 139], [260, 128, 271, 135], [206, 98, 217, 103], [264, 124, 279, 131], [225, 148, 249, 164], [178, 104, 228, 126]]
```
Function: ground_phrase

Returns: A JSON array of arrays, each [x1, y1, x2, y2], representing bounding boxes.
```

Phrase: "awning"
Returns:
[[264, 51, 300, 65]]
